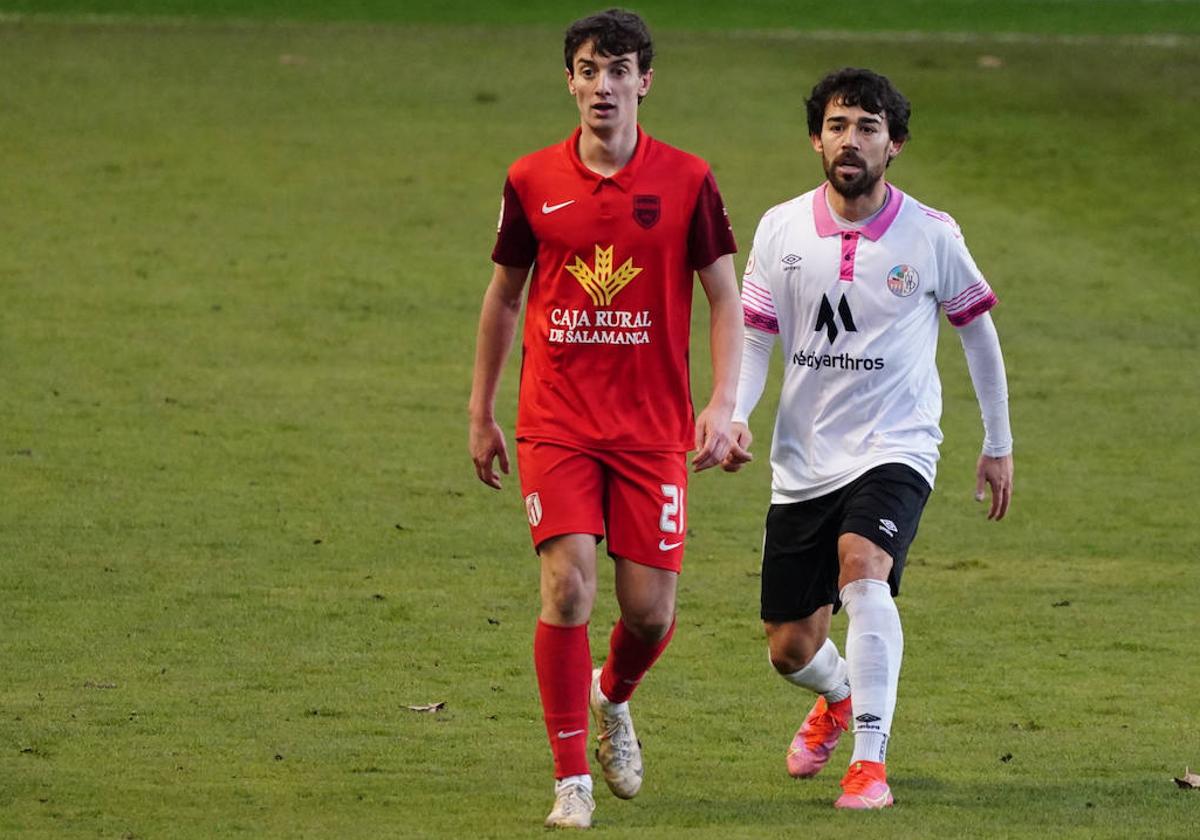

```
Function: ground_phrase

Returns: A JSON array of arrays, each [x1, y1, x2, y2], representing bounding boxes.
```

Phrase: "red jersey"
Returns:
[[492, 127, 736, 451]]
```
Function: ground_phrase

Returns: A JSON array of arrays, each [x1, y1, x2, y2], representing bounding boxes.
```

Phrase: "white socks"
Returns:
[[840, 578, 903, 765], [781, 638, 851, 704], [557, 774, 593, 794]]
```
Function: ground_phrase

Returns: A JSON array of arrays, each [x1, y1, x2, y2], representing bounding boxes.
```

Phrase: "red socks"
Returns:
[[535, 617, 677, 777], [534, 620, 592, 778], [599, 617, 675, 704]]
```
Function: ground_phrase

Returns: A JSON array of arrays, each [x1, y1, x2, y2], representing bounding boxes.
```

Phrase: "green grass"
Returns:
[[2, 6, 1199, 839], [4, 0, 1200, 35]]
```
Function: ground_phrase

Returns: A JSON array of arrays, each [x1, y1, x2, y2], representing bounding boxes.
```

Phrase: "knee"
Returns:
[[768, 645, 812, 675], [838, 540, 892, 587], [619, 609, 674, 643], [540, 565, 594, 625]]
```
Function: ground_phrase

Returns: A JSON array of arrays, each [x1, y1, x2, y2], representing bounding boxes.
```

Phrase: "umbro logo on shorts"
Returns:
[[878, 518, 898, 538]]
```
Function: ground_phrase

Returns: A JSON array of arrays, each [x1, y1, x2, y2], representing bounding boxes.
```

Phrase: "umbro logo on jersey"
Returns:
[[541, 199, 575, 214], [878, 518, 898, 538], [815, 293, 857, 344], [782, 253, 802, 272]]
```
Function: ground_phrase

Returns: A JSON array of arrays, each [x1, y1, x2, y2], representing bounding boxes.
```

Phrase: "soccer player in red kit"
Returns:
[[468, 8, 746, 830]]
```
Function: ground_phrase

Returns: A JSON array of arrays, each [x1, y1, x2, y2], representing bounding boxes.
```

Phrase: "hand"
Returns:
[[974, 453, 1013, 521], [470, 418, 510, 489], [720, 421, 754, 472], [692, 401, 747, 472]]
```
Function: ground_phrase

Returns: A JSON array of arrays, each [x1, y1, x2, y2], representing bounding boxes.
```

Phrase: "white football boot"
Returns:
[[589, 668, 643, 799]]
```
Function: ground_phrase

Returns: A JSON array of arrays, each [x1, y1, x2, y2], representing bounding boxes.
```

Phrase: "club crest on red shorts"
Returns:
[[525, 492, 543, 526], [633, 195, 660, 229]]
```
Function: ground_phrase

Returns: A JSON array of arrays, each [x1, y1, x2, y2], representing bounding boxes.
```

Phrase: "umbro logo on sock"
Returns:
[[855, 713, 882, 724]]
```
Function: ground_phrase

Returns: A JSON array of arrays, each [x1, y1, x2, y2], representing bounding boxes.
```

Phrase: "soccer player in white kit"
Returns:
[[723, 68, 1014, 809]]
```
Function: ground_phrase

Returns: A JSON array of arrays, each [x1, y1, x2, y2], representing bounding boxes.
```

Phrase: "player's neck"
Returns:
[[577, 121, 639, 178], [826, 179, 890, 223]]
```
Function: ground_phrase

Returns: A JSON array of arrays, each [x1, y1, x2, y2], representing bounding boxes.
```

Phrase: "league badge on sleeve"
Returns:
[[633, 195, 660, 229]]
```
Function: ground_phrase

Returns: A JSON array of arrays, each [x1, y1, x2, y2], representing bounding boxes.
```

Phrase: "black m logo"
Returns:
[[815, 293, 857, 344]]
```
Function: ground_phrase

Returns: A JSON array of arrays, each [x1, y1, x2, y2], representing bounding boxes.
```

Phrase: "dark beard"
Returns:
[[825, 157, 882, 199]]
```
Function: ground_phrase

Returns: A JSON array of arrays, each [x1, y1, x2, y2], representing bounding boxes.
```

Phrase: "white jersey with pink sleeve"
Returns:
[[739, 183, 998, 503]]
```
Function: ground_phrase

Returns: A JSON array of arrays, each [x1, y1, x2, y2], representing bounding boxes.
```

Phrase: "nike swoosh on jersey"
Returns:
[[556, 729, 586, 739], [541, 199, 575, 214], [658, 539, 683, 551]]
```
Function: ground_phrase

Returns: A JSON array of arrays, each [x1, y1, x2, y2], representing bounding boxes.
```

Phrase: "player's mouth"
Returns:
[[592, 102, 616, 116], [834, 155, 865, 177]]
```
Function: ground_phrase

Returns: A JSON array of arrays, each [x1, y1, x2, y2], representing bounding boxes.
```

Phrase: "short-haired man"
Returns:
[[469, 8, 745, 829], [724, 67, 1014, 809]]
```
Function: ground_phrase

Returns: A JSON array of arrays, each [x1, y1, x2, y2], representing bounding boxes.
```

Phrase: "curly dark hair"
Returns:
[[805, 68, 911, 142], [563, 8, 654, 75]]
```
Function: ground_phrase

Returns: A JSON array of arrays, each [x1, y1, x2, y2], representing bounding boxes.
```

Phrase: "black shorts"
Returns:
[[760, 463, 931, 623]]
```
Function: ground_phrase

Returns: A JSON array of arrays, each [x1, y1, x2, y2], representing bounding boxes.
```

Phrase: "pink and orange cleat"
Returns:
[[787, 695, 852, 778], [834, 760, 893, 810]]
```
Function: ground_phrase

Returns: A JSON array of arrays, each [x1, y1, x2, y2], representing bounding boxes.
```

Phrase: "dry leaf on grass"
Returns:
[[1173, 767, 1200, 789], [406, 702, 446, 713]]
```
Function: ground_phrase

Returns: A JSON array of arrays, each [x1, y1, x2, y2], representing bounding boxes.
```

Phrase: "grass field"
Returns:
[[2, 2, 1199, 838]]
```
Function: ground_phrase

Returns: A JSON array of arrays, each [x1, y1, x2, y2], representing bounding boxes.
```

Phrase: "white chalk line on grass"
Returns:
[[0, 12, 1196, 50]]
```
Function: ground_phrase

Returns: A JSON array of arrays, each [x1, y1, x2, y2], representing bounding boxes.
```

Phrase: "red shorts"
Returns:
[[516, 439, 689, 572]]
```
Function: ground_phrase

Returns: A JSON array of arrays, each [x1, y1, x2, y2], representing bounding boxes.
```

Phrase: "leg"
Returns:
[[759, 498, 854, 779], [838, 530, 901, 768], [589, 450, 688, 800], [767, 608, 855, 779], [833, 464, 930, 808], [535, 534, 599, 781], [603, 557, 677, 701], [584, 557, 676, 802], [834, 532, 900, 808], [517, 441, 607, 827]]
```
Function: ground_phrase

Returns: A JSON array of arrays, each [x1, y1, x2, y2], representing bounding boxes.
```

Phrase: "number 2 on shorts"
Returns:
[[659, 483, 684, 535]]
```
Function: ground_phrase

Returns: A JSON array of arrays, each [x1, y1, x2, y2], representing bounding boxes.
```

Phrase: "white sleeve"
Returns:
[[733, 326, 775, 424], [956, 312, 1013, 456]]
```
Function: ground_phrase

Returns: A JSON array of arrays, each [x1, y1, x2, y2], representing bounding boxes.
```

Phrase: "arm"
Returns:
[[468, 263, 530, 489], [693, 254, 750, 472], [721, 325, 775, 471], [956, 312, 1013, 520]]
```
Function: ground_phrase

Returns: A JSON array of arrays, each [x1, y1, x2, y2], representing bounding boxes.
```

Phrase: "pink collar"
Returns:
[[813, 182, 904, 241]]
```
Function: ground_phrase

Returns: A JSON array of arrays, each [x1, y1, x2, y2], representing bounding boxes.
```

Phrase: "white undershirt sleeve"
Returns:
[[733, 326, 775, 424], [956, 312, 1013, 456]]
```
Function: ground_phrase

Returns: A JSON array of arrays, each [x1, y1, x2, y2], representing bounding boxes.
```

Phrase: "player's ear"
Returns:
[[565, 67, 576, 95], [638, 67, 654, 98], [888, 137, 906, 161], [810, 133, 824, 154]]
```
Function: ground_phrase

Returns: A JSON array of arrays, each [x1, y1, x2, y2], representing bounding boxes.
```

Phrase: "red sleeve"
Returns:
[[687, 170, 737, 270], [491, 177, 537, 267]]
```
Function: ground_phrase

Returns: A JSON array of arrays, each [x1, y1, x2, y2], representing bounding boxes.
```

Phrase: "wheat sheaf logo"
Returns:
[[564, 245, 642, 306]]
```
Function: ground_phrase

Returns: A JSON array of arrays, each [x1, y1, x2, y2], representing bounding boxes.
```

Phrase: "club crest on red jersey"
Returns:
[[633, 195, 660, 229]]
